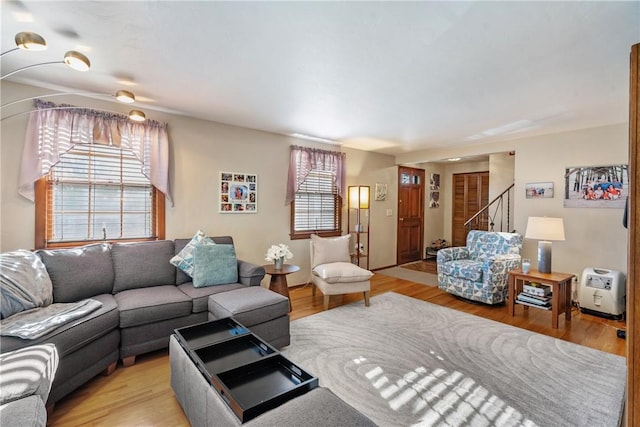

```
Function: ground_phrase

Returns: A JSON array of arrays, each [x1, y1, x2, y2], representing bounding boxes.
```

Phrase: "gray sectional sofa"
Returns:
[[0, 236, 266, 408]]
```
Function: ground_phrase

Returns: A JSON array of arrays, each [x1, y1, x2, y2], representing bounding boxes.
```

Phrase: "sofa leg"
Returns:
[[102, 361, 117, 376], [121, 356, 136, 367], [46, 403, 55, 418], [323, 295, 330, 310], [364, 291, 370, 307]]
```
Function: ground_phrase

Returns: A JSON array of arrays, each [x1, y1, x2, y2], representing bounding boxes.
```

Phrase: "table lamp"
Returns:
[[524, 217, 565, 274]]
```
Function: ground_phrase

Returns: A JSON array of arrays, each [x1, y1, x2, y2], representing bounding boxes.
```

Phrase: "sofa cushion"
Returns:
[[0, 343, 58, 405], [1, 250, 53, 319], [115, 285, 192, 328], [177, 282, 245, 313], [0, 293, 119, 357], [37, 243, 113, 303], [170, 230, 215, 277], [310, 234, 351, 268], [112, 240, 176, 293], [192, 244, 238, 287], [313, 262, 373, 284], [208, 287, 289, 326], [440, 259, 484, 282], [175, 236, 235, 285]]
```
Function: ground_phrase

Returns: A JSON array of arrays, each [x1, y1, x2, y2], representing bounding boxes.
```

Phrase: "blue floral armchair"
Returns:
[[437, 230, 523, 304]]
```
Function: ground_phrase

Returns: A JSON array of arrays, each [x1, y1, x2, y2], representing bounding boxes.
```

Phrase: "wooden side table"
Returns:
[[508, 269, 575, 329], [262, 264, 300, 312]]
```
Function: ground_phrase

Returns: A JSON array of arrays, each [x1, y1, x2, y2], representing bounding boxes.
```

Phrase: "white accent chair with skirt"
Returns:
[[309, 234, 373, 310]]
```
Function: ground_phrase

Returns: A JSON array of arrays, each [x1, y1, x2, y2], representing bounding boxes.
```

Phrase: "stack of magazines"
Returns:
[[516, 283, 552, 310]]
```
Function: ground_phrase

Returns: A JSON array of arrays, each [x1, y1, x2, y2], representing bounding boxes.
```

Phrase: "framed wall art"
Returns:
[[564, 164, 628, 208], [430, 173, 440, 190], [429, 191, 440, 208], [525, 182, 554, 199], [219, 171, 257, 213], [374, 183, 388, 201]]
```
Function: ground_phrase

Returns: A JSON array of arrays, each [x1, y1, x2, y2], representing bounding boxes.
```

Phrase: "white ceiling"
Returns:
[[2, 1, 639, 158]]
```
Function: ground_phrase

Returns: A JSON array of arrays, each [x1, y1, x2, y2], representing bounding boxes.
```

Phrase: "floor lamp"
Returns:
[[524, 217, 565, 274]]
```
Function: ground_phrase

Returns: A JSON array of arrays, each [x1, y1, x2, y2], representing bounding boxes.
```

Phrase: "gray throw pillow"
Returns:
[[192, 244, 238, 287]]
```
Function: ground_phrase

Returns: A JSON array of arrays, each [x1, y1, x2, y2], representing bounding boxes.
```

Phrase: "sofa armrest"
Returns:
[[437, 247, 469, 264], [237, 260, 265, 286], [0, 344, 58, 406]]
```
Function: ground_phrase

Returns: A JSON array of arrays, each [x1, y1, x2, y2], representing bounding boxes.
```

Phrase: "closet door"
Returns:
[[452, 172, 489, 247]]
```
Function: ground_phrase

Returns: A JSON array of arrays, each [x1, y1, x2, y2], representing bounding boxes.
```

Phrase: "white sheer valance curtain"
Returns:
[[18, 99, 173, 205], [286, 144, 346, 205]]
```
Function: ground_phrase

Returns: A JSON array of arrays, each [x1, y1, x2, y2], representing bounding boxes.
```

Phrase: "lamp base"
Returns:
[[537, 241, 552, 274]]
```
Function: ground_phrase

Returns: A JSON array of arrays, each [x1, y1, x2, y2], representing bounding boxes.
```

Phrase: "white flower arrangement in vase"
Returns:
[[265, 243, 294, 269]]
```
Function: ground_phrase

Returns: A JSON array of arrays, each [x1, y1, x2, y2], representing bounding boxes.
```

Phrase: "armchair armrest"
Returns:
[[437, 247, 469, 264], [237, 260, 265, 286], [482, 254, 522, 287]]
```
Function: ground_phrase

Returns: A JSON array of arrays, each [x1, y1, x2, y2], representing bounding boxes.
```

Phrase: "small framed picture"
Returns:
[[430, 173, 440, 190], [374, 183, 387, 201], [525, 182, 554, 199], [219, 171, 258, 213], [429, 191, 440, 208]]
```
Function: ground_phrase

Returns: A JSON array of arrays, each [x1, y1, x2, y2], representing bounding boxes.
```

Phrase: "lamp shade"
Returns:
[[524, 217, 565, 241], [348, 186, 370, 209]]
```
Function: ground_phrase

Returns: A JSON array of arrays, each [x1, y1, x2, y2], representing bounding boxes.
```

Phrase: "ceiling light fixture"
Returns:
[[115, 90, 135, 103], [128, 110, 146, 122], [447, 157, 461, 162], [1, 31, 47, 56], [63, 50, 90, 71], [1, 49, 91, 79]]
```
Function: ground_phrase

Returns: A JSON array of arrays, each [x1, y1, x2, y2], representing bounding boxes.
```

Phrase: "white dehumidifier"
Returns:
[[578, 268, 626, 320]]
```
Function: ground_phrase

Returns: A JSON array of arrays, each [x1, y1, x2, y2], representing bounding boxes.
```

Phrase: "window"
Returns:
[[35, 144, 164, 249], [290, 169, 342, 239]]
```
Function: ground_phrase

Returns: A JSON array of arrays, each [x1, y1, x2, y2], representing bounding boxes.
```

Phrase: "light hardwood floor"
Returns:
[[48, 272, 626, 426]]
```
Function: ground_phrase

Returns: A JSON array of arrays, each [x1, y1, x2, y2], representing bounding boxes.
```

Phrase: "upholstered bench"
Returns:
[[207, 286, 290, 349]]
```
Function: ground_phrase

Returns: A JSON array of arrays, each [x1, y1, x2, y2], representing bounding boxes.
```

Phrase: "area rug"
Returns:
[[375, 267, 438, 287], [402, 260, 438, 275], [281, 292, 626, 427]]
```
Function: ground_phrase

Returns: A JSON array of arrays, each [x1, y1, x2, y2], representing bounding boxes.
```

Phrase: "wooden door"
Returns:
[[452, 172, 489, 247], [397, 167, 424, 265]]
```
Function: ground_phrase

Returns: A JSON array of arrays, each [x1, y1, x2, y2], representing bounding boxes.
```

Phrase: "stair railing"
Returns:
[[464, 183, 515, 233]]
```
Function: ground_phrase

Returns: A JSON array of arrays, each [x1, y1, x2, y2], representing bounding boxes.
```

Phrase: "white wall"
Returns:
[[1, 81, 629, 284], [416, 162, 446, 253], [0, 82, 397, 287], [489, 152, 516, 232], [413, 123, 627, 281], [512, 124, 629, 278]]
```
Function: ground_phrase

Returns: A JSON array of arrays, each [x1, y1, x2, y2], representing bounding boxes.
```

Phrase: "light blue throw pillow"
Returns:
[[170, 230, 215, 277], [192, 244, 238, 287]]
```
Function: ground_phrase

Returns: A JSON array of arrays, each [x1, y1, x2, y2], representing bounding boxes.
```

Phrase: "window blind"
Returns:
[[47, 144, 154, 242], [293, 170, 339, 232]]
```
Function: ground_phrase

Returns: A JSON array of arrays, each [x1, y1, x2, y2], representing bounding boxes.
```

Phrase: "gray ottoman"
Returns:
[[169, 336, 375, 426], [208, 286, 290, 348]]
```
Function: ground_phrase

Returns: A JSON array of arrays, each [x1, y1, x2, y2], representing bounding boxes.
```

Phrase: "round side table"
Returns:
[[262, 264, 300, 312]]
